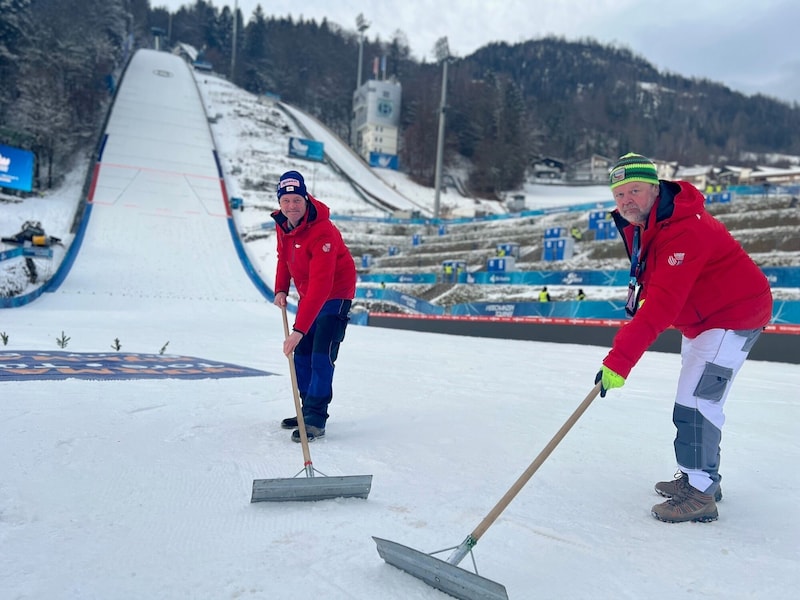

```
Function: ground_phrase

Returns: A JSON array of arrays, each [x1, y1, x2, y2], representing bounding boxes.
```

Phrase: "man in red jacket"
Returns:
[[595, 153, 773, 523], [271, 170, 357, 442]]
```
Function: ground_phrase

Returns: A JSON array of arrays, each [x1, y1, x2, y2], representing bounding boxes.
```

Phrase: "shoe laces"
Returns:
[[668, 472, 692, 503]]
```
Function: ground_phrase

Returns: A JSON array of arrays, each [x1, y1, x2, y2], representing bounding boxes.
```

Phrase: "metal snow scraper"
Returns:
[[250, 307, 372, 503], [374, 383, 602, 599]]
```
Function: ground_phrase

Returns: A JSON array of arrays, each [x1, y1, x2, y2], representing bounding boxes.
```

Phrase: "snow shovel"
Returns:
[[250, 306, 372, 502], [374, 382, 602, 600]]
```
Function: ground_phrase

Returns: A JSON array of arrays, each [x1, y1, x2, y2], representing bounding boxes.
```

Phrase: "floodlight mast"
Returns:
[[231, 0, 238, 78], [356, 14, 370, 89], [433, 37, 450, 221]]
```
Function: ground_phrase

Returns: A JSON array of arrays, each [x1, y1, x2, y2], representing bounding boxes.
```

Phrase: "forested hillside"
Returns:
[[3, 0, 800, 196]]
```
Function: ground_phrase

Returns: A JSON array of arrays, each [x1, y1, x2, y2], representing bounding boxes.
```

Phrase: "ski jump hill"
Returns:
[[3, 48, 796, 364]]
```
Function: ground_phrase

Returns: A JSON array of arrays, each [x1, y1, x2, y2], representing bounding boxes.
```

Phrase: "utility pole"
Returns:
[[230, 0, 238, 80], [356, 14, 370, 89], [433, 37, 450, 222]]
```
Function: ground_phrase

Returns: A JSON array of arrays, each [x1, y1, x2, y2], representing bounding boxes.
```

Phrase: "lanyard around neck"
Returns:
[[625, 226, 644, 317]]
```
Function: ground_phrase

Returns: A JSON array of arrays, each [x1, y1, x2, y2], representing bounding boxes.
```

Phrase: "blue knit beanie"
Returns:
[[276, 170, 307, 199]]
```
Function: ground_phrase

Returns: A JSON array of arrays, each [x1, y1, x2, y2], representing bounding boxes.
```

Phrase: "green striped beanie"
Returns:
[[608, 153, 659, 189]]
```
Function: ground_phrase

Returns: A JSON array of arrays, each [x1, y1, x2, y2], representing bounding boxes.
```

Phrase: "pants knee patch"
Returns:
[[673, 404, 721, 472]]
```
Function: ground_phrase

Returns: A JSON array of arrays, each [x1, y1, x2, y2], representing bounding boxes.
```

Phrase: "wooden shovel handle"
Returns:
[[282, 306, 313, 466], [470, 382, 602, 542]]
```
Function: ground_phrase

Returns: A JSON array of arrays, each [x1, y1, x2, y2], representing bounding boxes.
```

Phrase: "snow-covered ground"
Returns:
[[1, 49, 799, 600]]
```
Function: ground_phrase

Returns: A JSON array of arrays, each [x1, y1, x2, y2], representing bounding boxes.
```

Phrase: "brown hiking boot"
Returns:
[[651, 484, 718, 523], [655, 471, 722, 502]]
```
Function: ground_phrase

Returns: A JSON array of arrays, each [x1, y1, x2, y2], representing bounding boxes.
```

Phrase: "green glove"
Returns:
[[594, 366, 625, 398]]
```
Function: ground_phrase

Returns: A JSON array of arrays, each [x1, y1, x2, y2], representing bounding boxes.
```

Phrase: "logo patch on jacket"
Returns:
[[667, 253, 685, 266], [322, 242, 331, 253]]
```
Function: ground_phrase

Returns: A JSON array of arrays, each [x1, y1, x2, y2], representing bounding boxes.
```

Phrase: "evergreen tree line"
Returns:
[[3, 0, 800, 196]]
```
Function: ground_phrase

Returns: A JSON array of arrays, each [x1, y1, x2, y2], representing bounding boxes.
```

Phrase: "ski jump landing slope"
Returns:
[[12, 48, 278, 349], [73, 49, 261, 301]]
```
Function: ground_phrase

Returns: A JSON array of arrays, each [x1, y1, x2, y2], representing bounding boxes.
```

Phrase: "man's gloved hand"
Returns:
[[595, 366, 625, 398]]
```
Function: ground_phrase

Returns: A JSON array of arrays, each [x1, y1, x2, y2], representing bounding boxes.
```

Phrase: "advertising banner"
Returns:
[[369, 152, 398, 170], [288, 137, 324, 162], [0, 351, 275, 381], [0, 143, 35, 192]]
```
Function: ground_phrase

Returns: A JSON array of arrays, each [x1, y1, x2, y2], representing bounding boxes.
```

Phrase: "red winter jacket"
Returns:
[[272, 194, 356, 334], [603, 180, 772, 378]]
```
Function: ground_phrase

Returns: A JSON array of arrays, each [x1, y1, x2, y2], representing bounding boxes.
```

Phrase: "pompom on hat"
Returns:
[[608, 153, 659, 189], [276, 170, 307, 199]]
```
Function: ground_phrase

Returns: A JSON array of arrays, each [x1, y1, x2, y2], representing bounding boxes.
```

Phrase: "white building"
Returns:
[[350, 78, 402, 166]]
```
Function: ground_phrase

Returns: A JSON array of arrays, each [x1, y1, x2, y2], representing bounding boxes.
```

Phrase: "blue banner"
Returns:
[[771, 301, 800, 324], [355, 288, 444, 314], [357, 273, 437, 284], [358, 267, 800, 289], [0, 351, 275, 381], [22, 246, 53, 258], [0, 247, 23, 262], [447, 300, 800, 323], [0, 143, 35, 192], [450, 300, 623, 319], [369, 152, 398, 170], [762, 267, 800, 288], [288, 137, 324, 162], [728, 184, 800, 196], [465, 270, 630, 286]]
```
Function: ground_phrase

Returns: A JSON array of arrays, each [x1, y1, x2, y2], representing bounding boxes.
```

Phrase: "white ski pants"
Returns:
[[672, 327, 762, 494]]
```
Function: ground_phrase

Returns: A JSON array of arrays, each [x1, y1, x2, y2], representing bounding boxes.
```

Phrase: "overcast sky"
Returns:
[[152, 0, 800, 106]]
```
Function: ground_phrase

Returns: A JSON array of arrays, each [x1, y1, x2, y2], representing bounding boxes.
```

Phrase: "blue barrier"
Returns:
[[705, 192, 732, 204], [362, 290, 800, 325], [360, 266, 800, 289], [762, 266, 800, 288], [771, 301, 800, 324], [358, 267, 800, 289], [358, 273, 437, 284], [330, 199, 616, 226], [22, 246, 53, 258], [467, 269, 630, 286], [354, 287, 445, 315], [356, 265, 800, 324], [450, 300, 622, 319], [728, 184, 800, 196], [0, 248, 23, 262]]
